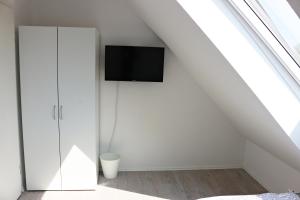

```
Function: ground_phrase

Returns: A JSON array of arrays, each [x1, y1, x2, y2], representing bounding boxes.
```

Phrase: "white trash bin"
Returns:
[[100, 153, 120, 179]]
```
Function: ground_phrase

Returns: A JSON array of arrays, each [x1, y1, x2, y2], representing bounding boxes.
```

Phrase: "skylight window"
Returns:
[[229, 0, 300, 85], [176, 0, 300, 148]]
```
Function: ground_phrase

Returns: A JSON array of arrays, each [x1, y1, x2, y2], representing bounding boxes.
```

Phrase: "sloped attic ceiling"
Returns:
[[128, 0, 300, 171]]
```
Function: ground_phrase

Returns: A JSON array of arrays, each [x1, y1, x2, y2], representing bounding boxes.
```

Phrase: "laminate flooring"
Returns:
[[19, 169, 267, 200]]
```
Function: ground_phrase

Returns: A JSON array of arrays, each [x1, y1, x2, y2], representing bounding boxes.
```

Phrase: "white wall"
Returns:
[[244, 140, 300, 193], [128, 0, 300, 174], [0, 2, 22, 199], [102, 50, 244, 171], [14, 0, 300, 193], [16, 0, 246, 170], [128, 0, 300, 191], [14, 0, 31, 25]]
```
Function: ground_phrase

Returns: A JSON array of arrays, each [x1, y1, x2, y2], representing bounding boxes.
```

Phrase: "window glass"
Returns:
[[250, 0, 300, 64]]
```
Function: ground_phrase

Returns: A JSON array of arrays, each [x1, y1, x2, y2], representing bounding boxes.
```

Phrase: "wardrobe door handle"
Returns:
[[52, 105, 56, 120], [59, 105, 63, 120]]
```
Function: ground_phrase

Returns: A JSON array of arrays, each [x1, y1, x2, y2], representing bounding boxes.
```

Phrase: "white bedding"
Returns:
[[200, 193, 300, 200]]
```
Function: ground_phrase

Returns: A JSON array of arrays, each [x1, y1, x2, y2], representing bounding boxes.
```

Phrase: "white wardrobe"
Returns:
[[19, 26, 100, 191]]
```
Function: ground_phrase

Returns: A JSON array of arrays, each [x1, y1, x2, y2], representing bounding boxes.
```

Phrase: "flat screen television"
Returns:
[[105, 45, 165, 82]]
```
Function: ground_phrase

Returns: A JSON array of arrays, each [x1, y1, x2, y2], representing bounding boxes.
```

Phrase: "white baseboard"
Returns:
[[117, 164, 242, 172]]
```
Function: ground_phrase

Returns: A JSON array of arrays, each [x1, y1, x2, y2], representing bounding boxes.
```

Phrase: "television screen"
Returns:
[[105, 45, 165, 82]]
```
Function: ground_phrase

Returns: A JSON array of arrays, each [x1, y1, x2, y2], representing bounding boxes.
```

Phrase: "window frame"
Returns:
[[228, 0, 300, 85]]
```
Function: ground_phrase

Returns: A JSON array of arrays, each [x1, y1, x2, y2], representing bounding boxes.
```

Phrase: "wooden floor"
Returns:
[[19, 169, 267, 200]]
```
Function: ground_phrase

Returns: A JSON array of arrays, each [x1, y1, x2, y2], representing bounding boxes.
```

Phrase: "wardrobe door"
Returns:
[[58, 27, 97, 190], [19, 26, 61, 190]]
